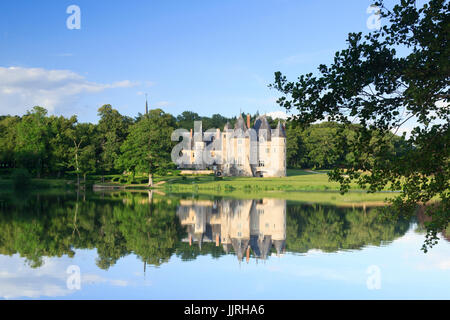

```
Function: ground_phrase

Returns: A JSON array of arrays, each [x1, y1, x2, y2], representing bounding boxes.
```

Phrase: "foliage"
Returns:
[[286, 203, 410, 252], [271, 0, 449, 251], [116, 109, 176, 182]]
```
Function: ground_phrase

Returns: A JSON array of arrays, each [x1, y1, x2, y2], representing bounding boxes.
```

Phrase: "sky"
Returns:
[[0, 0, 408, 124]]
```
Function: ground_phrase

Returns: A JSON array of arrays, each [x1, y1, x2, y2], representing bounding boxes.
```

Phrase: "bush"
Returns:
[[11, 168, 31, 189]]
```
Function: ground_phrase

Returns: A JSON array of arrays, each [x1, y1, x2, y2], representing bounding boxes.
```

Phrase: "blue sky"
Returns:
[[1, 0, 395, 123]]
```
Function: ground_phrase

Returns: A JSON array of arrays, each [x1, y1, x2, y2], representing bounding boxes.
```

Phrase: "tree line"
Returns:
[[0, 105, 409, 184]]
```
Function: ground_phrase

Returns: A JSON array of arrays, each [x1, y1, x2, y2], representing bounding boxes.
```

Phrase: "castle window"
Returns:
[[273, 148, 277, 152], [238, 139, 242, 145], [266, 148, 270, 153], [258, 160, 265, 167]]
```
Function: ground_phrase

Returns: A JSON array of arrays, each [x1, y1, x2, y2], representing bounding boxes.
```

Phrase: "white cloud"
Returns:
[[265, 111, 289, 120], [0, 66, 139, 115], [0, 255, 129, 299]]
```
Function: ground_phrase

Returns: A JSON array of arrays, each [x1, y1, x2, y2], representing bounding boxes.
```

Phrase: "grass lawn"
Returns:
[[0, 169, 401, 206], [156, 169, 399, 205], [162, 169, 358, 192], [92, 169, 398, 195]]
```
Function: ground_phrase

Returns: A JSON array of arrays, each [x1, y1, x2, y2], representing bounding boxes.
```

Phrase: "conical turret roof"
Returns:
[[272, 121, 286, 138], [234, 114, 247, 131]]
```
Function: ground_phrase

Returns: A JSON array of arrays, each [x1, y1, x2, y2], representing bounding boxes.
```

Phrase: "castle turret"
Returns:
[[270, 121, 287, 177]]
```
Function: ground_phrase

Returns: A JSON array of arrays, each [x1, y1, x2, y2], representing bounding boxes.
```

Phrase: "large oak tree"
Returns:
[[271, 0, 449, 251]]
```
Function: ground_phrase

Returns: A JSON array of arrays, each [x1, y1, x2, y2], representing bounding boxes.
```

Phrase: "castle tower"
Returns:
[[270, 121, 287, 177]]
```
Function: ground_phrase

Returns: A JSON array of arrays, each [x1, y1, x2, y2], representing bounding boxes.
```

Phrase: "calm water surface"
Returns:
[[0, 190, 449, 299]]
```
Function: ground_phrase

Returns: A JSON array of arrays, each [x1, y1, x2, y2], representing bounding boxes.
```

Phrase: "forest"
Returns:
[[0, 104, 409, 182]]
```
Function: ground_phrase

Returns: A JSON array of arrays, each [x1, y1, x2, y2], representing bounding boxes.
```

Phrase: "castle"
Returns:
[[177, 198, 286, 261], [178, 114, 287, 177]]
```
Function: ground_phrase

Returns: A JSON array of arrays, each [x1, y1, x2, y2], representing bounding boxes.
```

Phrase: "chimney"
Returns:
[[216, 234, 220, 247], [246, 114, 251, 129], [190, 128, 193, 138]]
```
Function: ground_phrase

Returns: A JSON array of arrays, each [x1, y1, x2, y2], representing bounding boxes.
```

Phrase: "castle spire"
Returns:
[[145, 93, 149, 115]]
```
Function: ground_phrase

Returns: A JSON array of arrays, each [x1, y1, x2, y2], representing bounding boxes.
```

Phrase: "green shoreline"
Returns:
[[0, 169, 401, 206]]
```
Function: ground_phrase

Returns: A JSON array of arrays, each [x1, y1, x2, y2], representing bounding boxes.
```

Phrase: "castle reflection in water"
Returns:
[[177, 199, 286, 261]]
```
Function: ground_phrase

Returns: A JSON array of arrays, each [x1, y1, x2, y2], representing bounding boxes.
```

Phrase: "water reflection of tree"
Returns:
[[415, 205, 450, 244], [286, 204, 410, 253], [0, 192, 184, 269], [0, 193, 412, 269]]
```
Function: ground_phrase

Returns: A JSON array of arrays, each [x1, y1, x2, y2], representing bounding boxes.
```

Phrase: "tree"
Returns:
[[117, 109, 176, 186], [0, 116, 20, 167], [271, 0, 449, 251], [15, 106, 50, 177], [47, 115, 78, 177], [97, 104, 133, 175], [285, 122, 305, 168], [68, 122, 97, 185], [301, 122, 343, 169], [176, 111, 201, 130]]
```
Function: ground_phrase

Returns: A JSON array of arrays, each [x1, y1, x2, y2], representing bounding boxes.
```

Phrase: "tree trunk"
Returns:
[[148, 173, 153, 187]]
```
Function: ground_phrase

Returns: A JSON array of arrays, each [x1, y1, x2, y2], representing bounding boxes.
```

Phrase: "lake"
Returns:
[[0, 190, 449, 299]]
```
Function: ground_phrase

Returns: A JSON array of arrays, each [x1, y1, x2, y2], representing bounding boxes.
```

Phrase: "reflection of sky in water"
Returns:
[[1, 226, 449, 300]]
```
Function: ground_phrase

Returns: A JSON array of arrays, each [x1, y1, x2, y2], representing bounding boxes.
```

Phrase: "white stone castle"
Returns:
[[178, 114, 287, 177]]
